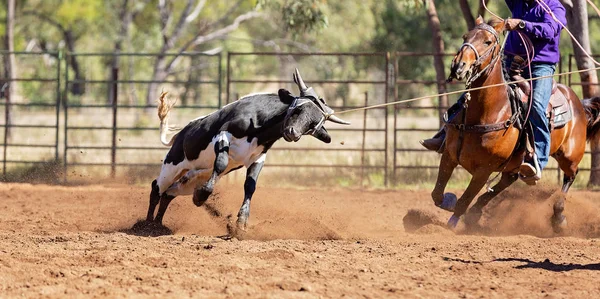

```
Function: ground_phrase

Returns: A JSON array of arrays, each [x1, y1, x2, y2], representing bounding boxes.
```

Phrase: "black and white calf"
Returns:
[[146, 69, 350, 231]]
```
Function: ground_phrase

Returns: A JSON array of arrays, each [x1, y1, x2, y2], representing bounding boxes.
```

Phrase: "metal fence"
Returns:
[[63, 52, 222, 180], [2, 51, 599, 187], [0, 51, 61, 180], [226, 52, 389, 186]]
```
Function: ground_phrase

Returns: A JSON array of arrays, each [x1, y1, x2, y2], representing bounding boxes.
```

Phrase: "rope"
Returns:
[[335, 65, 600, 115]]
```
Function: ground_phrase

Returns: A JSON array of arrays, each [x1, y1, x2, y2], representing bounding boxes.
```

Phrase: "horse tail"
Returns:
[[583, 96, 600, 141]]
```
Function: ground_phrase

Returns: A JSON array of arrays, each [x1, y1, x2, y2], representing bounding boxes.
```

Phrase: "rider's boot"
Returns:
[[420, 99, 464, 153], [519, 153, 542, 185], [420, 129, 446, 153]]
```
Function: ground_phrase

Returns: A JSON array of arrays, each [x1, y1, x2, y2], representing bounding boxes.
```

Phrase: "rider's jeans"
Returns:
[[522, 63, 556, 170]]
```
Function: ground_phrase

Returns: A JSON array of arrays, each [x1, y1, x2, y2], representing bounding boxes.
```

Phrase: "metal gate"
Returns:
[[0, 51, 61, 180], [227, 52, 390, 186], [63, 52, 222, 181]]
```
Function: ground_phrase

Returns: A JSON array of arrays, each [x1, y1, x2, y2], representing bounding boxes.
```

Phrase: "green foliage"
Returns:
[[258, 0, 328, 36]]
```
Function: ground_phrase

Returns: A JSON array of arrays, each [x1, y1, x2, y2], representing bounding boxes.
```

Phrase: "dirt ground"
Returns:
[[1, 182, 600, 298]]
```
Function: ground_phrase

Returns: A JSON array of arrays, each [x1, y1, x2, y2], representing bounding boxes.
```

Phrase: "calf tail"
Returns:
[[158, 91, 178, 146], [583, 96, 600, 141]]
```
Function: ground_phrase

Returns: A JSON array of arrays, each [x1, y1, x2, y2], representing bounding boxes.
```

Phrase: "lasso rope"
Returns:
[[336, 65, 600, 115]]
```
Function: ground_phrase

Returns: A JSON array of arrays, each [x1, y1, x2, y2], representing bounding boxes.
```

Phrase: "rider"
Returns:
[[420, 0, 566, 184]]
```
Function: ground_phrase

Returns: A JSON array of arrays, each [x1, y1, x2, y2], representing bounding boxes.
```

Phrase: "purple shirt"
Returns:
[[504, 0, 566, 64]]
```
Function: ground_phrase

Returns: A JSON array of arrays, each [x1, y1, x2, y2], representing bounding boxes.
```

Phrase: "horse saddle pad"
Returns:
[[513, 76, 572, 130]]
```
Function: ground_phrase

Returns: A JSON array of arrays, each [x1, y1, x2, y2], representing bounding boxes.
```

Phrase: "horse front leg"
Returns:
[[447, 172, 491, 229], [464, 172, 518, 227], [432, 151, 459, 211]]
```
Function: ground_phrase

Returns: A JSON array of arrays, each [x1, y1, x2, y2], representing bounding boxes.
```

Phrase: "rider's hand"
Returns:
[[505, 18, 523, 31]]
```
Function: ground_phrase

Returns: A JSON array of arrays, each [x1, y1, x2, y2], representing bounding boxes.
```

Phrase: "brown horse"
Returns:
[[433, 17, 600, 232]]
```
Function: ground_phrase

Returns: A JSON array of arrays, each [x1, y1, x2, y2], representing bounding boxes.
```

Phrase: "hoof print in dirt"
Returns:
[[124, 220, 174, 237]]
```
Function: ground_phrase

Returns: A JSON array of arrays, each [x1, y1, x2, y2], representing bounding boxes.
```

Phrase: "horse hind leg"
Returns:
[[551, 170, 577, 233], [552, 151, 580, 233]]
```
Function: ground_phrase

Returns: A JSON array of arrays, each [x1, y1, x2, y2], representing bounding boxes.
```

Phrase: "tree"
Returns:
[[22, 0, 102, 96], [107, 0, 152, 105], [144, 0, 263, 106], [424, 0, 449, 125]]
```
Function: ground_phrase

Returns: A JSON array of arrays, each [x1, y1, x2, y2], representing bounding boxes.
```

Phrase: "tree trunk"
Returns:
[[65, 30, 85, 96], [560, 0, 600, 186], [459, 0, 475, 30], [108, 0, 132, 105], [4, 0, 15, 140], [425, 0, 448, 126]]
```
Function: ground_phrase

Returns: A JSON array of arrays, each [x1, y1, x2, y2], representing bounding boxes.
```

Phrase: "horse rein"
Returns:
[[460, 23, 502, 88], [451, 22, 510, 160]]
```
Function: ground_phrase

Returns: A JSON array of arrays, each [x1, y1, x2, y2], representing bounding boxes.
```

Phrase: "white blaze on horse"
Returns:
[[146, 69, 350, 231]]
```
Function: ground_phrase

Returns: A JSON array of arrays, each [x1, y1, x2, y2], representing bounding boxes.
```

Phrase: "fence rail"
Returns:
[[0, 51, 598, 187]]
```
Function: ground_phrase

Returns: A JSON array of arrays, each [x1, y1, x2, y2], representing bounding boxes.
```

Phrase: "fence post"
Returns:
[[64, 53, 69, 183], [2, 84, 9, 180], [55, 50, 62, 162], [360, 92, 369, 188], [391, 52, 397, 186], [384, 52, 391, 187], [111, 67, 118, 178], [218, 53, 223, 108], [226, 53, 231, 105]]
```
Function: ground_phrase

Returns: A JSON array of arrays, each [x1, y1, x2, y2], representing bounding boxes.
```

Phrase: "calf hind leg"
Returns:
[[154, 194, 176, 224], [146, 180, 160, 222], [196, 133, 230, 205]]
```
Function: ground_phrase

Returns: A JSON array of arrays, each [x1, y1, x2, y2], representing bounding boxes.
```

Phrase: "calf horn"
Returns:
[[328, 114, 351, 125], [293, 68, 308, 92]]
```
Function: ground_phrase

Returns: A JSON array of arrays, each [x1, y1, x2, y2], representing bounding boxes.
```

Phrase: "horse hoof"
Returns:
[[447, 215, 460, 229], [552, 215, 567, 234], [438, 193, 457, 212]]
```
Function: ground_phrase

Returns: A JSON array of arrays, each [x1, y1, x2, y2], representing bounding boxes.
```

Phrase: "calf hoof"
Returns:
[[236, 217, 248, 232], [552, 215, 567, 234], [193, 187, 212, 207], [437, 193, 457, 212]]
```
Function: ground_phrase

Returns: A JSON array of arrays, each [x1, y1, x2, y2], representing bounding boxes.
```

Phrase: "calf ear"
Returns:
[[312, 127, 331, 144], [278, 89, 295, 104]]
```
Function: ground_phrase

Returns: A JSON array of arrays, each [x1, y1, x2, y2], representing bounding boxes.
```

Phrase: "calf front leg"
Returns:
[[237, 154, 266, 230], [195, 133, 230, 206]]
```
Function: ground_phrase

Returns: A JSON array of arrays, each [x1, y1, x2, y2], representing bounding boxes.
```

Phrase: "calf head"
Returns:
[[281, 68, 350, 143]]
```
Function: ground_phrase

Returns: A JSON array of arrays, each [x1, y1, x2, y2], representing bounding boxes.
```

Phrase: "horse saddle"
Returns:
[[511, 75, 572, 130]]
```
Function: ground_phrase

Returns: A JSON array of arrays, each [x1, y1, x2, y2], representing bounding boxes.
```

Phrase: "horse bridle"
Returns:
[[457, 23, 502, 86], [285, 96, 332, 136]]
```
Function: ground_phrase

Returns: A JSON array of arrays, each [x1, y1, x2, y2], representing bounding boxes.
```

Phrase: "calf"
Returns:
[[146, 69, 350, 231]]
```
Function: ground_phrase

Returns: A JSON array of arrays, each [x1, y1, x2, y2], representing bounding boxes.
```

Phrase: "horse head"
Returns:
[[449, 16, 505, 83]]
